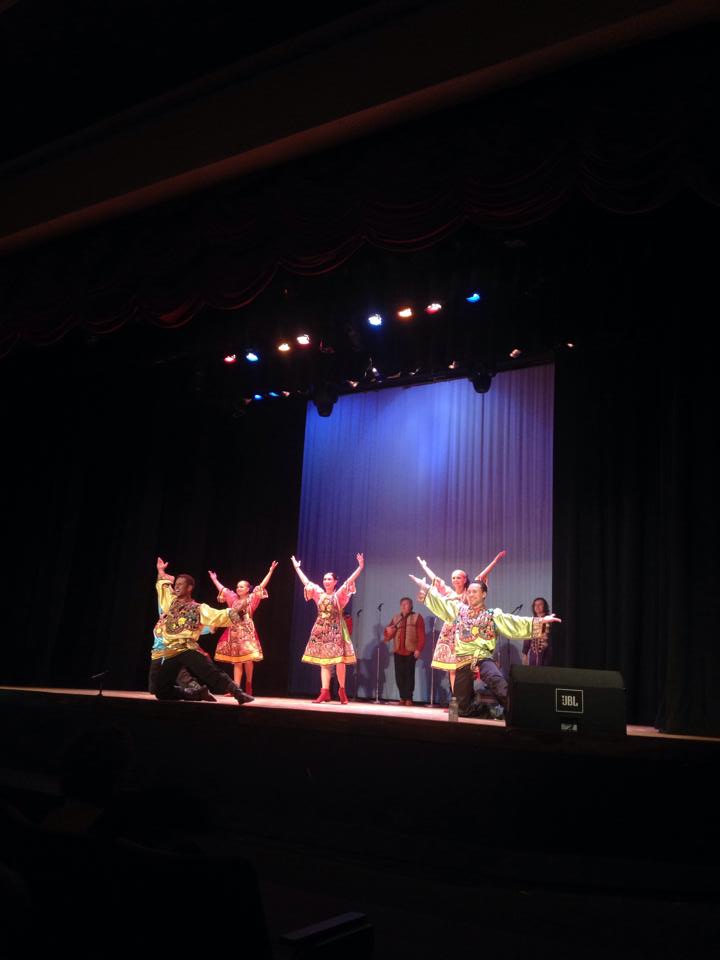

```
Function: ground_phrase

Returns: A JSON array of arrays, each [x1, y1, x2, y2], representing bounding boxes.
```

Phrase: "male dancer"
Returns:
[[150, 557, 253, 704], [410, 571, 560, 717]]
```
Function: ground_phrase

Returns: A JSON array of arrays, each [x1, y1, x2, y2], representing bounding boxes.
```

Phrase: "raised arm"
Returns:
[[208, 569, 226, 594], [291, 555, 310, 587], [346, 553, 365, 584], [258, 560, 279, 591], [156, 557, 175, 613], [416, 556, 439, 583], [475, 550, 506, 583], [409, 575, 458, 624]]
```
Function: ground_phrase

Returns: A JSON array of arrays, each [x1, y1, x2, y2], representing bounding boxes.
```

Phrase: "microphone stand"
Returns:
[[428, 617, 438, 707], [375, 603, 383, 704], [91, 670, 109, 698]]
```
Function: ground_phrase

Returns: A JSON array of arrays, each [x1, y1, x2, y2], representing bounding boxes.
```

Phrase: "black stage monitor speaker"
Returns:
[[506, 665, 626, 736]]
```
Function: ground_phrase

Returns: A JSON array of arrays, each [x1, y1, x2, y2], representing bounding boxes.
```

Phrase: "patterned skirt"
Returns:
[[430, 622, 458, 671], [215, 621, 263, 664], [302, 618, 356, 666]]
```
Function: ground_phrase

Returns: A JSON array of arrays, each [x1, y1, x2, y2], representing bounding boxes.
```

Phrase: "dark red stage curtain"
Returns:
[[1, 28, 718, 356]]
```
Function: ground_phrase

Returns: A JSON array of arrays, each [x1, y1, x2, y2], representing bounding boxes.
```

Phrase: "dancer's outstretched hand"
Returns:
[[157, 557, 169, 573], [542, 614, 562, 623], [409, 574, 430, 590], [357, 553, 365, 568]]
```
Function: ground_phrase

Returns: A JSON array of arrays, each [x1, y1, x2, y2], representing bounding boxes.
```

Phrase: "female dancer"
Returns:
[[291, 553, 364, 704], [208, 561, 278, 696], [522, 596, 552, 666], [416, 551, 506, 696]]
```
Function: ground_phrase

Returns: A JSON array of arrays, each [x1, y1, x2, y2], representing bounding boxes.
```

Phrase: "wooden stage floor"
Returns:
[[2, 685, 718, 744]]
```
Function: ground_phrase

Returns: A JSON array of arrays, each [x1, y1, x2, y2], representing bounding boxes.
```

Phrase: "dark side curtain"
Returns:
[[553, 336, 720, 735]]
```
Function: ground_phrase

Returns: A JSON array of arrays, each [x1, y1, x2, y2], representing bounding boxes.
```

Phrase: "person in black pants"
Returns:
[[150, 557, 253, 705], [383, 597, 425, 705]]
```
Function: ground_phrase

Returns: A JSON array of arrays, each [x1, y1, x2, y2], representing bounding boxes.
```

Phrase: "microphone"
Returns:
[[377, 602, 384, 611], [511, 603, 523, 614], [356, 609, 363, 618]]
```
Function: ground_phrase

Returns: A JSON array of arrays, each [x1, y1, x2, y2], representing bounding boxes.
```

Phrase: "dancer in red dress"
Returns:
[[292, 553, 364, 704], [208, 561, 278, 696]]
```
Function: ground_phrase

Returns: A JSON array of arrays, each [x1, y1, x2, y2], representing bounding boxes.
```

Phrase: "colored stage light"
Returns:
[[296, 334, 311, 346], [246, 351, 259, 362], [368, 314, 383, 327], [347, 380, 359, 389], [425, 302, 442, 314], [268, 391, 280, 397], [466, 293, 481, 303], [253, 393, 263, 400], [509, 348, 522, 358], [281, 390, 291, 397], [397, 307, 413, 319], [278, 342, 291, 353], [448, 360, 459, 370], [223, 354, 237, 364]]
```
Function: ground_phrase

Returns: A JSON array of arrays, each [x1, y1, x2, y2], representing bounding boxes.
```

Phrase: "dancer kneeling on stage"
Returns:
[[409, 571, 560, 718], [150, 558, 254, 705], [292, 553, 364, 705]]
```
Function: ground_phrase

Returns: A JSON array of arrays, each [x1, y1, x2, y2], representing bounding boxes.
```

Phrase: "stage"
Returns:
[[2, 684, 718, 740], [2, 685, 718, 868], [1, 684, 719, 958]]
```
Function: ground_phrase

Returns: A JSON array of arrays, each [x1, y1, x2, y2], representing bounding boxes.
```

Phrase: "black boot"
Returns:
[[230, 682, 254, 705]]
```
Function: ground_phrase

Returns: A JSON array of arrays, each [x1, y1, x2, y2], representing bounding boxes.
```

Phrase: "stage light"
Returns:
[[509, 348, 522, 359], [425, 302, 442, 314], [278, 342, 291, 353], [397, 307, 413, 320], [253, 393, 263, 400], [368, 314, 383, 327], [466, 292, 481, 303], [223, 354, 237, 364], [282, 390, 291, 397], [296, 334, 311, 346], [448, 360, 459, 370], [567, 342, 575, 349], [246, 351, 259, 362], [268, 391, 280, 398], [347, 380, 359, 389]]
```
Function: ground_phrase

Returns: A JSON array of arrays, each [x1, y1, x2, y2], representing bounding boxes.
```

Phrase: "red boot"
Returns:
[[338, 687, 349, 705], [313, 688, 331, 703]]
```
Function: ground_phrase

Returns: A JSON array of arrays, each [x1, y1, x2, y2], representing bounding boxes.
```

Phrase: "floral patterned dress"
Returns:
[[301, 580, 357, 666], [430, 583, 467, 672], [214, 586, 268, 664]]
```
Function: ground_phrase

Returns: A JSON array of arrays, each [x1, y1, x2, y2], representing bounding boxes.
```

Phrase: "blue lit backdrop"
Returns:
[[290, 365, 554, 700]]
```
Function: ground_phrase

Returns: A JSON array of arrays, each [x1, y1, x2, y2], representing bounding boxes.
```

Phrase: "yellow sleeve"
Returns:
[[198, 603, 233, 630], [422, 586, 460, 625], [156, 579, 175, 614], [493, 610, 535, 640]]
